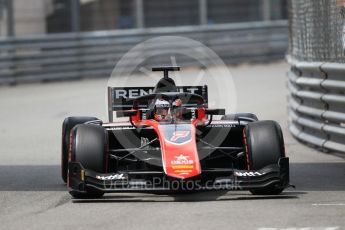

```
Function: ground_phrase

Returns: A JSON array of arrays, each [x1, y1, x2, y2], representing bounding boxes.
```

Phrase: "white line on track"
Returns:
[[312, 203, 345, 206], [258, 227, 339, 230]]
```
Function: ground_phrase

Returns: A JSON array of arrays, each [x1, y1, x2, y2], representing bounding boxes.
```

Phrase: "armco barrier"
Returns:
[[0, 20, 287, 85], [288, 57, 345, 153]]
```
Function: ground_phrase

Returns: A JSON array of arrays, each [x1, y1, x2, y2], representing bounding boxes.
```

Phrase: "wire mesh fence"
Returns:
[[288, 0, 345, 62]]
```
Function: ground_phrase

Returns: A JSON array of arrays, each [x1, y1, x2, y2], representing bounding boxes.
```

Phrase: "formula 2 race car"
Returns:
[[61, 66, 290, 198]]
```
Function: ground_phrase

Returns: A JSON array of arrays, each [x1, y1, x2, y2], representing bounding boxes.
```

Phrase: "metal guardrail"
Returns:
[[288, 57, 345, 153], [0, 20, 288, 85]]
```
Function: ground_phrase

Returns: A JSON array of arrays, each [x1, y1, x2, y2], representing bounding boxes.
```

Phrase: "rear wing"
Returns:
[[107, 86, 208, 122]]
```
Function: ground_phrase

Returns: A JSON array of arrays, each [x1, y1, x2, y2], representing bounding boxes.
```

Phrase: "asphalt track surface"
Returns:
[[0, 62, 344, 230]]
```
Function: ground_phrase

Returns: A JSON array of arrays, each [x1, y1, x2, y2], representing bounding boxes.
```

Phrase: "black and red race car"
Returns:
[[61, 66, 290, 198]]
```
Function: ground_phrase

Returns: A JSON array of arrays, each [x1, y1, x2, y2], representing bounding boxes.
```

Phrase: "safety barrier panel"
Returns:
[[0, 20, 287, 85], [288, 57, 345, 153]]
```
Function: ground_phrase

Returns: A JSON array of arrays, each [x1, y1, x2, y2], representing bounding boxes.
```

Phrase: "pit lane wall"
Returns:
[[0, 20, 287, 85], [288, 0, 345, 153]]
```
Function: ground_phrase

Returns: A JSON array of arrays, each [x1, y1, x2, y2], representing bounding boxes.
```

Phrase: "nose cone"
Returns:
[[156, 124, 201, 179]]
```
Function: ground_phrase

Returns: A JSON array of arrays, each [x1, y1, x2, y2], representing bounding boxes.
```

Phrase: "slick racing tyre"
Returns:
[[70, 124, 108, 199], [61, 116, 99, 183], [243, 120, 285, 195], [221, 113, 258, 122]]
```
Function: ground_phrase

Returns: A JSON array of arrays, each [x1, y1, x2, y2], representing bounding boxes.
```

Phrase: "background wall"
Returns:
[[0, 0, 289, 85], [0, 0, 287, 37]]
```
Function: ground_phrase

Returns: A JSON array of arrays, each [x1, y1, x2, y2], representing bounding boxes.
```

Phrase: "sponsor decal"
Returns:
[[170, 154, 195, 175], [172, 165, 194, 169], [114, 88, 154, 99], [110, 86, 208, 112], [171, 154, 194, 165], [208, 124, 236, 128], [96, 174, 126, 180], [191, 109, 196, 119], [234, 171, 263, 177], [107, 126, 135, 130], [141, 111, 147, 120], [170, 131, 191, 142], [162, 124, 192, 144], [112, 87, 203, 100]]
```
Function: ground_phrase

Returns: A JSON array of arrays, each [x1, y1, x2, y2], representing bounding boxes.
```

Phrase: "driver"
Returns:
[[153, 99, 171, 121]]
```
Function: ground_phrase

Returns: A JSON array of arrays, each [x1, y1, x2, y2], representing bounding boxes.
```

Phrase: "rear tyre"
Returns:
[[61, 116, 99, 183], [70, 124, 108, 199], [221, 113, 258, 122], [243, 120, 285, 195]]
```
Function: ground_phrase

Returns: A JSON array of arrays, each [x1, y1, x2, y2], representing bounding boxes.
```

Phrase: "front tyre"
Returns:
[[69, 124, 108, 199], [61, 116, 99, 183], [243, 120, 285, 195]]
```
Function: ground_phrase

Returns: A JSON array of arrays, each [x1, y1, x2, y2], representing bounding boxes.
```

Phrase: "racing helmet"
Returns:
[[154, 99, 171, 121]]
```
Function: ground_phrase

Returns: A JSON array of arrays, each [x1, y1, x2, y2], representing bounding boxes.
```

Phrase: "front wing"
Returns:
[[68, 157, 290, 193]]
